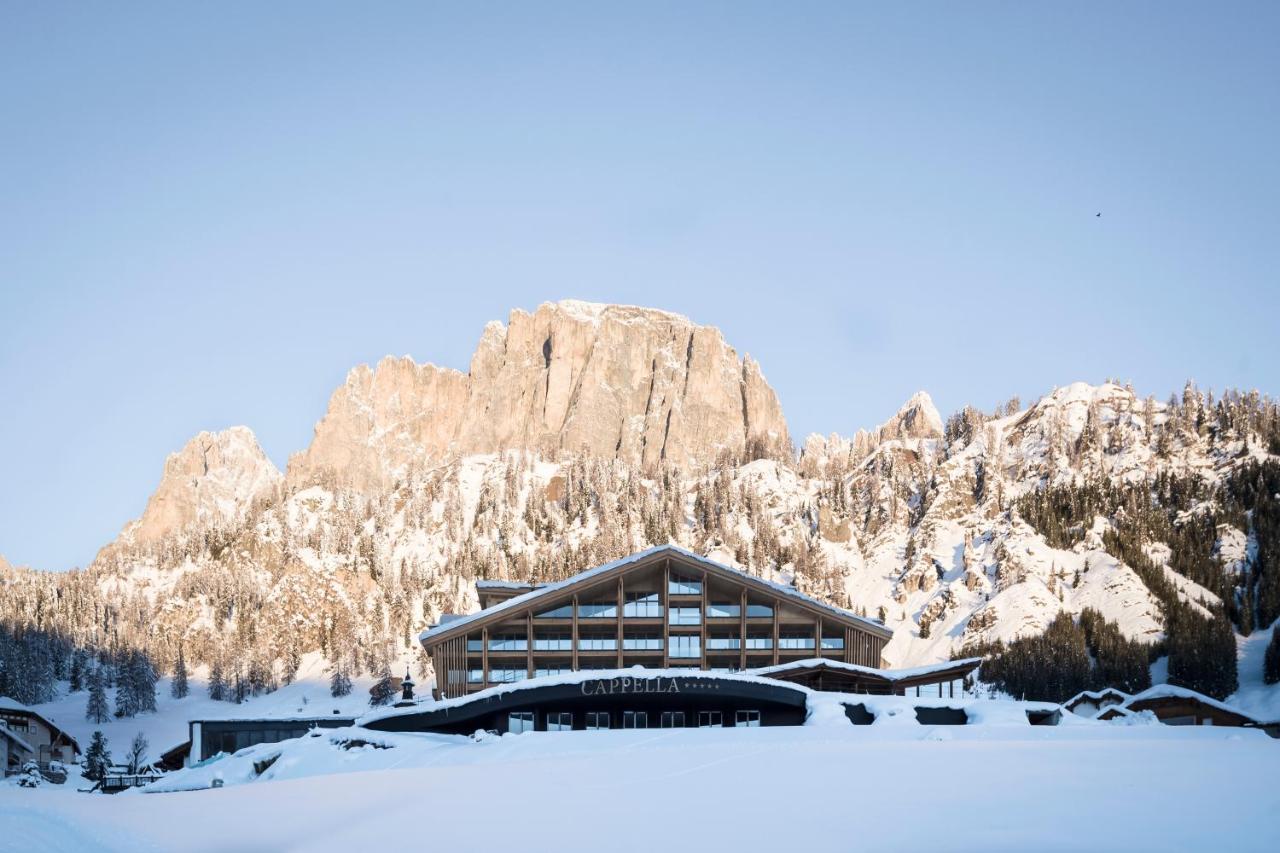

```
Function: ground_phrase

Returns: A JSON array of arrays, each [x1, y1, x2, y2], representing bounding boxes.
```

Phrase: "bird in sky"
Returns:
[[1096, 212, 1102, 217]]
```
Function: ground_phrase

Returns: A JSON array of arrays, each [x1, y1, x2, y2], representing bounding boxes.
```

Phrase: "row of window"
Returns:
[[464, 632, 846, 665], [531, 593, 778, 620], [508, 710, 762, 732]]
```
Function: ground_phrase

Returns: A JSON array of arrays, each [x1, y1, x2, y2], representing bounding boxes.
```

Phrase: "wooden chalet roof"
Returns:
[[419, 544, 893, 646], [0, 696, 81, 753]]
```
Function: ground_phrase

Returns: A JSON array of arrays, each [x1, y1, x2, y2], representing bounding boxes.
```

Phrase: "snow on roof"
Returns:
[[745, 657, 982, 682], [0, 695, 79, 750], [0, 723, 35, 754], [1124, 685, 1258, 721], [1061, 688, 1132, 709], [419, 544, 889, 644], [475, 580, 538, 590], [359, 666, 814, 725]]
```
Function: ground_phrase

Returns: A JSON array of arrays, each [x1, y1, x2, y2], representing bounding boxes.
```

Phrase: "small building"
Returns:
[[0, 696, 80, 769], [1061, 688, 1132, 719], [186, 714, 357, 765], [1121, 685, 1259, 727]]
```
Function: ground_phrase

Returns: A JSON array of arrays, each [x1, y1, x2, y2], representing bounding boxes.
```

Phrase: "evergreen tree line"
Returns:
[[963, 609, 1152, 702]]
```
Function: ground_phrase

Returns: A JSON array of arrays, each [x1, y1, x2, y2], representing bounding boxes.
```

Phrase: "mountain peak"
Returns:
[[879, 390, 944, 441]]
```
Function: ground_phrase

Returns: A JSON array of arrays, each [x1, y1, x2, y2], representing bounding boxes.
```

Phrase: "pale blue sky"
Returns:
[[2, 2, 1278, 570]]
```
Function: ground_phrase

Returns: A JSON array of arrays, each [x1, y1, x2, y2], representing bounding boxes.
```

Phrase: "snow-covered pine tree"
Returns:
[[83, 731, 111, 782], [369, 664, 395, 707], [330, 656, 352, 697], [85, 667, 110, 724], [171, 646, 188, 699], [208, 658, 226, 701]]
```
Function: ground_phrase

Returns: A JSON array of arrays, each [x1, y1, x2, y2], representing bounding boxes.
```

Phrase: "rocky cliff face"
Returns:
[[288, 301, 789, 490], [112, 426, 282, 549]]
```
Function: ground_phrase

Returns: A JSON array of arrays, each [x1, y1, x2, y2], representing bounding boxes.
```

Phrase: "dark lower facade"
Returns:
[[365, 673, 808, 736], [189, 716, 356, 764]]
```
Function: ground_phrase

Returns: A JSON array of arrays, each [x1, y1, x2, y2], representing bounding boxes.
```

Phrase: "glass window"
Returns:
[[706, 637, 740, 650], [670, 635, 701, 659], [489, 635, 528, 651], [578, 636, 618, 651], [489, 668, 526, 683], [745, 603, 773, 618], [535, 603, 574, 619], [744, 635, 773, 650], [736, 710, 761, 727], [546, 712, 573, 732], [623, 592, 662, 618], [623, 635, 663, 650], [585, 712, 610, 730], [669, 574, 702, 595], [508, 711, 534, 734], [669, 607, 702, 626], [706, 602, 740, 618], [579, 601, 618, 619], [821, 636, 845, 650], [467, 668, 484, 684], [697, 711, 723, 728], [534, 635, 572, 651], [534, 667, 571, 678], [778, 634, 816, 649], [466, 639, 483, 652], [623, 711, 649, 729], [660, 711, 686, 728]]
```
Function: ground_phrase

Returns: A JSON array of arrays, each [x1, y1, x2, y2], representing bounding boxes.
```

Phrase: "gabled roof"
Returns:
[[745, 657, 982, 684], [419, 544, 893, 645], [1122, 685, 1258, 722], [0, 696, 81, 753], [1061, 688, 1132, 713]]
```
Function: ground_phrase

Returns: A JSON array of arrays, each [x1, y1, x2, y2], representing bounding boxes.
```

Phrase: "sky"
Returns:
[[2, 2, 1278, 571]]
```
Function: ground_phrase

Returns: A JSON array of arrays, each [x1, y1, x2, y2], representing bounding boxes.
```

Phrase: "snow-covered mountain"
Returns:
[[2, 301, 1277, 714]]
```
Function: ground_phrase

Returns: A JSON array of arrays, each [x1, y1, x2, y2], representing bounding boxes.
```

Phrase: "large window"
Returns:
[[489, 635, 528, 651], [623, 592, 662, 618], [669, 607, 702, 626], [706, 637, 740, 650], [534, 635, 571, 651], [669, 574, 702, 595], [745, 603, 773, 618], [466, 639, 483, 652], [745, 635, 773, 650], [578, 636, 618, 651], [579, 601, 618, 619], [489, 668, 526, 683], [623, 635, 663, 650], [660, 711, 686, 728], [535, 603, 574, 619], [534, 667, 571, 678], [821, 636, 845, 650], [778, 634, 816, 650], [736, 710, 761, 727], [546, 712, 573, 732], [706, 602, 740, 618], [466, 669, 484, 684], [585, 712, 610, 730], [623, 711, 649, 729], [670, 635, 701, 659], [508, 711, 534, 734], [697, 711, 723, 728]]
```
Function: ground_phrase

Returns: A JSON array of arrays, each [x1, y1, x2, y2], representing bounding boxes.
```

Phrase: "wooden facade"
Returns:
[[421, 546, 893, 700]]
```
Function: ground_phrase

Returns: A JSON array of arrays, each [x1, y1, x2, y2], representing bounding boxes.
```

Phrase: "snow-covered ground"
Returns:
[[1, 717, 1275, 853]]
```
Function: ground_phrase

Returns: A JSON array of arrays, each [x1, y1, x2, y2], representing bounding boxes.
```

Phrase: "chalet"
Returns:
[[0, 696, 80, 770], [1, 723, 36, 776], [1120, 685, 1259, 728], [1061, 688, 1132, 719], [387, 546, 977, 734]]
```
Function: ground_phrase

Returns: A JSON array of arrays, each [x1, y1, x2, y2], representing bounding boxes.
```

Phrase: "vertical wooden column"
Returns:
[[571, 594, 579, 671], [813, 617, 821, 658], [481, 627, 489, 686], [771, 597, 780, 665], [738, 588, 747, 671], [662, 560, 670, 669], [616, 577, 625, 668], [526, 612, 534, 679], [699, 571, 708, 671], [844, 628, 854, 665]]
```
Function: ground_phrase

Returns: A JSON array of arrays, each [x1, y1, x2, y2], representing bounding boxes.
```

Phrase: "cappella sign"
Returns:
[[579, 677, 682, 696]]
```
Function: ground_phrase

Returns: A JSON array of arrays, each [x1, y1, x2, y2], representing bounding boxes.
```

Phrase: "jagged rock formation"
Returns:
[[287, 301, 789, 490], [2, 304, 1278, 712]]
